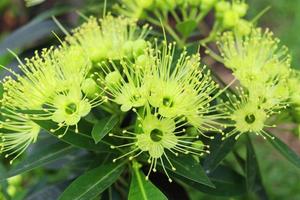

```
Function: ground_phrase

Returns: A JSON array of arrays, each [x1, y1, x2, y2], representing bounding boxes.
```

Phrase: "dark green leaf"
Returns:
[[165, 154, 214, 188], [266, 132, 300, 168], [59, 162, 125, 200], [179, 165, 246, 197], [33, 119, 112, 152], [246, 135, 269, 199], [1, 142, 75, 181], [203, 133, 237, 171], [92, 115, 119, 144], [176, 20, 197, 38], [128, 162, 167, 200]]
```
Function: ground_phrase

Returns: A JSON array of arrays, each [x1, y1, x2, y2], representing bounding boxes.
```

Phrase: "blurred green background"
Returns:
[[0, 0, 300, 199]]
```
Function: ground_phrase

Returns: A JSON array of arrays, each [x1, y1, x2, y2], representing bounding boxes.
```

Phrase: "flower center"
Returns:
[[65, 103, 77, 115], [163, 97, 173, 107], [132, 93, 141, 101], [245, 114, 255, 124], [150, 128, 163, 142]]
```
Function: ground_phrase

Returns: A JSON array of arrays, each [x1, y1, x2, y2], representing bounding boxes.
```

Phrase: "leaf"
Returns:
[[128, 162, 167, 200], [246, 135, 269, 199], [0, 163, 10, 199], [178, 165, 247, 197], [203, 133, 237, 171], [176, 19, 197, 38], [33, 119, 112, 152], [163, 154, 214, 188], [266, 132, 300, 168], [59, 162, 125, 200], [1, 142, 76, 181], [92, 115, 119, 144]]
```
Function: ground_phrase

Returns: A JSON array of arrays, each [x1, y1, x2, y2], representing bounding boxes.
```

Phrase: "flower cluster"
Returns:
[[0, 14, 149, 162], [217, 28, 291, 139], [103, 42, 225, 181], [0, 2, 297, 185]]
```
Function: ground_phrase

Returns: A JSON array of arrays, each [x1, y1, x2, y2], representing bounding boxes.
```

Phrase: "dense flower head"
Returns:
[[66, 14, 151, 63], [109, 108, 209, 182], [217, 28, 291, 89], [217, 28, 291, 110], [217, 28, 291, 140], [97, 41, 226, 136], [145, 42, 226, 136], [1, 43, 105, 138]]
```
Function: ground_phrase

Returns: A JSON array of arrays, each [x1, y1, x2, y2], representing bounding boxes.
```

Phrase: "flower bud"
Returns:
[[222, 10, 239, 28], [137, 0, 154, 9], [232, 2, 248, 17], [81, 78, 100, 98], [132, 39, 148, 57], [187, 0, 202, 6], [235, 19, 252, 36], [122, 41, 134, 57], [105, 71, 122, 86], [201, 0, 217, 11], [215, 1, 231, 18]]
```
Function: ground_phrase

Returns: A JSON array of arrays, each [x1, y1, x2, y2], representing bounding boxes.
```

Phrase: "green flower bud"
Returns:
[[81, 78, 100, 98], [122, 41, 134, 57], [201, 0, 217, 11], [192, 140, 205, 150], [132, 39, 148, 57], [105, 71, 122, 86], [90, 40, 110, 62], [137, 0, 154, 9], [222, 10, 239, 28], [235, 19, 252, 36], [186, 127, 198, 136], [187, 0, 202, 6], [215, 1, 231, 18], [232, 2, 248, 17], [155, 0, 176, 11]]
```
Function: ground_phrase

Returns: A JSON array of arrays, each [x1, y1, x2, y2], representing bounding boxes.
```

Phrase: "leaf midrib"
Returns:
[[135, 169, 148, 200]]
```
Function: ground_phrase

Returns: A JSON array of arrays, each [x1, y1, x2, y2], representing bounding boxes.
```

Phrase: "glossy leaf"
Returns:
[[33, 119, 112, 152], [128, 162, 167, 200], [1, 142, 75, 180], [165, 154, 214, 188], [203, 133, 237, 171], [176, 19, 197, 38], [266, 132, 300, 168], [178, 165, 246, 196], [59, 162, 125, 200], [92, 115, 119, 144]]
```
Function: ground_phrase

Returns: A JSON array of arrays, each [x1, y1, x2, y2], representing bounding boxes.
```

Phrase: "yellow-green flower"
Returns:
[[109, 109, 209, 182], [146, 42, 226, 136], [217, 28, 291, 89], [223, 91, 276, 140], [66, 14, 151, 63], [0, 109, 40, 164]]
